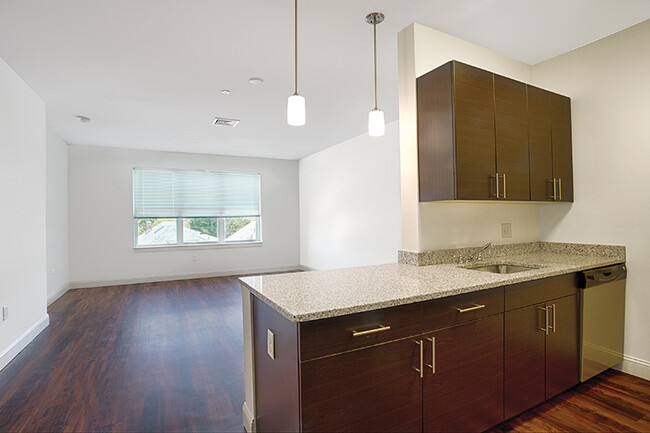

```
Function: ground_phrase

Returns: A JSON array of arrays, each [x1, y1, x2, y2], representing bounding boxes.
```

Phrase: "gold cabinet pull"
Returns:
[[558, 178, 562, 200], [502, 173, 507, 199], [538, 306, 549, 334], [351, 325, 391, 337], [413, 340, 424, 378], [454, 304, 486, 313], [549, 304, 556, 333], [426, 337, 436, 373]]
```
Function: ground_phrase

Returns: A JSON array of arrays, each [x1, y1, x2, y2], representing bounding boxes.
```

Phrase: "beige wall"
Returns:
[[0, 56, 48, 370], [398, 24, 540, 252], [534, 20, 650, 378]]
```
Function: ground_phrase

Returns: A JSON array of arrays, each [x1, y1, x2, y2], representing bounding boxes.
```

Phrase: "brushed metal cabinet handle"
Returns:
[[558, 178, 562, 200], [553, 178, 558, 200], [502, 173, 507, 199], [426, 337, 436, 373], [538, 306, 549, 334], [352, 325, 391, 337], [550, 304, 556, 333], [455, 304, 486, 313], [495, 172, 500, 198], [413, 340, 423, 378]]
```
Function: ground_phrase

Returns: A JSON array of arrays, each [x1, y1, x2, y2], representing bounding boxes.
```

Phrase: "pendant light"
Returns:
[[287, 0, 305, 126], [366, 12, 385, 137]]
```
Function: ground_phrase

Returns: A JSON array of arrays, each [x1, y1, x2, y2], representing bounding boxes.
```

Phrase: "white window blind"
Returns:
[[133, 168, 261, 218]]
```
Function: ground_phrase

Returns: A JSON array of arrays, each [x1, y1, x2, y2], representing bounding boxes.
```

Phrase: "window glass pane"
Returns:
[[136, 218, 177, 246], [183, 218, 220, 244], [225, 217, 258, 242]]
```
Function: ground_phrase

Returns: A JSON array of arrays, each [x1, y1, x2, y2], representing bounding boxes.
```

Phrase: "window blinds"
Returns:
[[133, 168, 261, 218]]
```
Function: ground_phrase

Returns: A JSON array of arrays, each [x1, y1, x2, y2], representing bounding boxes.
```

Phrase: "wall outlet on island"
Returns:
[[267, 329, 275, 359], [501, 222, 512, 238]]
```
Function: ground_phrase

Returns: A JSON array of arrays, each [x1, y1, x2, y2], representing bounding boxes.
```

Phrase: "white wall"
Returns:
[[68, 145, 300, 287], [46, 130, 69, 304], [0, 57, 48, 370], [398, 24, 540, 252], [299, 121, 401, 270], [533, 20, 650, 378]]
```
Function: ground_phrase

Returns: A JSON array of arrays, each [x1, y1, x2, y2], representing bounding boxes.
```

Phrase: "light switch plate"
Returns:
[[267, 329, 275, 359], [501, 222, 512, 238]]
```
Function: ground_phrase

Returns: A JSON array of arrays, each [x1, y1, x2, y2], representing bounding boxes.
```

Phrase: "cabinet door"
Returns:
[[546, 294, 579, 398], [527, 86, 554, 201], [453, 61, 496, 200], [504, 303, 546, 419], [300, 338, 423, 432], [423, 315, 504, 433], [495, 75, 530, 200], [550, 93, 574, 202]]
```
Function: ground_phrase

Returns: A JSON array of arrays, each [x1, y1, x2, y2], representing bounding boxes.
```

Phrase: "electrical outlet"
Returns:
[[192, 254, 198, 262], [501, 222, 512, 238], [51, 268, 55, 276], [2, 306, 8, 321], [267, 329, 275, 359]]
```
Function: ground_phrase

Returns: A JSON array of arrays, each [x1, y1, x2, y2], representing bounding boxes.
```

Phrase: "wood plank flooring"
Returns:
[[0, 276, 649, 432]]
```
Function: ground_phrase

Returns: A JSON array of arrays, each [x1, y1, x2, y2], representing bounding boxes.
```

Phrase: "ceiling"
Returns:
[[1, 1, 649, 160]]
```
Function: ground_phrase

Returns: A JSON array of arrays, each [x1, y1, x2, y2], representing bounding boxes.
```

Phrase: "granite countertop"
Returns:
[[239, 242, 625, 323]]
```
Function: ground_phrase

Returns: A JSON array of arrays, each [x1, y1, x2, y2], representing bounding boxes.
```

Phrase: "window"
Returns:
[[133, 168, 261, 247]]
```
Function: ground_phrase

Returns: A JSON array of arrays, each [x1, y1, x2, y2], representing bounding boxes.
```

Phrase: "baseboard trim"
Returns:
[[70, 265, 302, 289], [47, 283, 70, 305], [242, 402, 256, 433], [0, 314, 50, 372], [616, 354, 650, 381], [298, 264, 317, 271]]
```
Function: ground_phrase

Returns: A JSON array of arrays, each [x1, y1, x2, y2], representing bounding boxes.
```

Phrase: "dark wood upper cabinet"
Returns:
[[417, 60, 573, 202], [529, 87, 574, 201], [550, 93, 574, 202], [494, 75, 530, 200]]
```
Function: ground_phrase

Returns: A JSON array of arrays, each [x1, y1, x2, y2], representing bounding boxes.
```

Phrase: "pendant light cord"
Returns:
[[373, 18, 378, 110], [294, 0, 298, 95]]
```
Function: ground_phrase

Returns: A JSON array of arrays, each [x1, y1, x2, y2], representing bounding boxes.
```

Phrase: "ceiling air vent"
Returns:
[[213, 117, 240, 127]]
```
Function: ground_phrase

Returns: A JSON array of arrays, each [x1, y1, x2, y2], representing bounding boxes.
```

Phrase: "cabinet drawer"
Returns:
[[505, 273, 578, 311], [299, 303, 423, 361], [422, 287, 504, 331]]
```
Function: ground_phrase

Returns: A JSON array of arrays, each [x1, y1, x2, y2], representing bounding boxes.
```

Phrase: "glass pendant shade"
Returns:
[[287, 94, 306, 126], [368, 108, 385, 137]]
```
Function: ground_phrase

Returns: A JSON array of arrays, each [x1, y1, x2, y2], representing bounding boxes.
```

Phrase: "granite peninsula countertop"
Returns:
[[239, 242, 625, 322]]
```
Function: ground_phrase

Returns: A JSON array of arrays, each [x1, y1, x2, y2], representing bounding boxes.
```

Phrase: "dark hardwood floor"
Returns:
[[0, 277, 246, 433], [0, 276, 649, 432]]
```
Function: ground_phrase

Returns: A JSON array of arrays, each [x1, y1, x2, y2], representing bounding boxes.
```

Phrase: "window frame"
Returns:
[[132, 167, 262, 249]]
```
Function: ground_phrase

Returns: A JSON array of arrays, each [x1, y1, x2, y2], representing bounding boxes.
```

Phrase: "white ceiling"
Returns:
[[1, 1, 649, 160]]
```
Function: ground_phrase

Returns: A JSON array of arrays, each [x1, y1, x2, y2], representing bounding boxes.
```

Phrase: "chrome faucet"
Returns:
[[466, 242, 494, 263]]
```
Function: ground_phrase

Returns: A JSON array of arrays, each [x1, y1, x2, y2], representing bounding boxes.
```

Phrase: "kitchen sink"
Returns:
[[463, 263, 540, 274]]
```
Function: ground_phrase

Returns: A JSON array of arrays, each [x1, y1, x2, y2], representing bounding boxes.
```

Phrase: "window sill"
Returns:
[[133, 242, 263, 252]]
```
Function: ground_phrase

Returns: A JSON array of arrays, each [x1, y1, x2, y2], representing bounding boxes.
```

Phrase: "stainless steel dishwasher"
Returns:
[[579, 263, 626, 382]]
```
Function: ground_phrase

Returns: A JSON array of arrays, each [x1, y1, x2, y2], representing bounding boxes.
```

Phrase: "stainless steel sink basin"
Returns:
[[463, 263, 540, 274]]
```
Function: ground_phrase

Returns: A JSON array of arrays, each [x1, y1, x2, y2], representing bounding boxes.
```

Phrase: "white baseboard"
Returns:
[[615, 354, 650, 381], [69, 265, 302, 289], [47, 283, 70, 305], [242, 402, 256, 433], [299, 264, 317, 271], [0, 314, 50, 372]]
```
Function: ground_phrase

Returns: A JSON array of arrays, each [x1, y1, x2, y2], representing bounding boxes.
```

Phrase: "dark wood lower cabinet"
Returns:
[[504, 293, 579, 420], [300, 339, 423, 433], [423, 315, 504, 433], [251, 273, 580, 432], [504, 303, 546, 419], [546, 294, 579, 398]]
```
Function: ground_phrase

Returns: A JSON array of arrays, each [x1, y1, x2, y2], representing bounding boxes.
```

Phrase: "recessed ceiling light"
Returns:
[[249, 77, 264, 85], [221, 89, 231, 95], [76, 115, 91, 123]]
